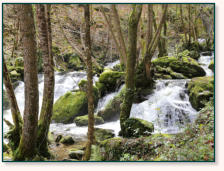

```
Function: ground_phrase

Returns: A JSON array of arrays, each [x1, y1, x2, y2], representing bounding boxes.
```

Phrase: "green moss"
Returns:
[[98, 70, 124, 93], [15, 57, 24, 67], [120, 118, 154, 138], [52, 91, 88, 123], [74, 115, 104, 126], [97, 86, 126, 121], [152, 55, 205, 79], [209, 60, 214, 72], [94, 128, 115, 142], [60, 136, 75, 145], [188, 76, 214, 110]]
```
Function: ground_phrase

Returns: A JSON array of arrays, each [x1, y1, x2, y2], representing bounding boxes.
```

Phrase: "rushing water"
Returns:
[[3, 53, 214, 141]]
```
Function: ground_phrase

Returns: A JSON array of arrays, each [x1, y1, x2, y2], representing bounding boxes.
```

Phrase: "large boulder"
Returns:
[[152, 55, 206, 79], [187, 76, 214, 111], [69, 150, 84, 160], [96, 70, 124, 97], [52, 81, 99, 123], [52, 91, 88, 123], [120, 118, 154, 138], [60, 136, 75, 145], [74, 115, 104, 126], [94, 128, 115, 142], [97, 86, 125, 121]]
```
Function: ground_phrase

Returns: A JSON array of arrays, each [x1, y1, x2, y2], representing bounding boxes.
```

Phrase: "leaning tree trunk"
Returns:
[[120, 5, 142, 133], [36, 4, 55, 158], [3, 58, 22, 150], [111, 4, 127, 65], [83, 4, 95, 161], [14, 4, 39, 161], [144, 4, 168, 80]]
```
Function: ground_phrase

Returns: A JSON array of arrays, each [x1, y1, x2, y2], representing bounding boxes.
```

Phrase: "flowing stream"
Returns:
[[3, 52, 214, 141]]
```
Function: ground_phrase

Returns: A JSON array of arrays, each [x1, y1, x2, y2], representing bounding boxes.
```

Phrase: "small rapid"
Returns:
[[3, 52, 214, 140]]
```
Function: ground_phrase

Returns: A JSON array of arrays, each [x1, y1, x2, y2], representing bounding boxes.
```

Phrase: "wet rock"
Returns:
[[74, 115, 104, 126], [55, 135, 63, 142], [152, 55, 206, 79], [201, 51, 212, 56], [120, 118, 154, 138], [69, 150, 84, 160], [187, 76, 214, 110], [52, 88, 98, 123], [94, 128, 115, 142], [97, 86, 125, 121], [60, 136, 75, 145], [96, 70, 124, 96]]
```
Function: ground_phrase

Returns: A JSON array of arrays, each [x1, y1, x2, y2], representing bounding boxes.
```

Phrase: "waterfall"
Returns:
[[130, 79, 197, 134], [198, 52, 214, 76]]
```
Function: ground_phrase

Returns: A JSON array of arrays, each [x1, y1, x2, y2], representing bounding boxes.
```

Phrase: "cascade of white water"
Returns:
[[3, 51, 214, 140]]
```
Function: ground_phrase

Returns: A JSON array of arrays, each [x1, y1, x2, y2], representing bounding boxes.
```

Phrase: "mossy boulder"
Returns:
[[52, 91, 88, 123], [94, 128, 115, 142], [97, 70, 124, 96], [3, 89, 10, 110], [69, 150, 84, 160], [74, 115, 104, 126], [97, 86, 125, 121], [60, 136, 75, 145], [120, 118, 154, 138], [52, 82, 99, 123], [14, 57, 24, 67], [99, 137, 123, 161], [152, 56, 206, 79], [209, 60, 214, 72], [187, 76, 214, 111]]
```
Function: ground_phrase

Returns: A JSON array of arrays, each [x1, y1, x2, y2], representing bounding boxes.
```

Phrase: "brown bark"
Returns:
[[83, 4, 95, 161], [100, 6, 124, 64], [36, 4, 55, 158], [3, 58, 22, 130], [144, 4, 168, 80], [111, 4, 127, 64], [14, 4, 39, 161], [180, 4, 187, 44], [120, 5, 142, 133]]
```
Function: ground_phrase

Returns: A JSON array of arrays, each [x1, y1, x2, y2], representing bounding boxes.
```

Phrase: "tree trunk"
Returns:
[[120, 5, 142, 133], [144, 4, 168, 80], [180, 4, 187, 44], [36, 4, 55, 158], [188, 4, 192, 44], [111, 4, 127, 64], [83, 4, 95, 161], [3, 57, 22, 150], [14, 4, 39, 161], [158, 5, 168, 57], [100, 6, 124, 65]]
